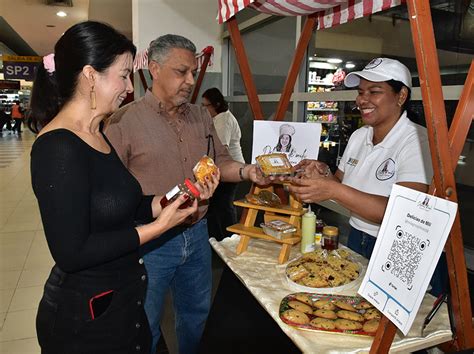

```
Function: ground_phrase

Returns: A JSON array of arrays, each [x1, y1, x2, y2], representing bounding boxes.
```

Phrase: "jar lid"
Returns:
[[323, 226, 338, 236], [184, 178, 200, 198]]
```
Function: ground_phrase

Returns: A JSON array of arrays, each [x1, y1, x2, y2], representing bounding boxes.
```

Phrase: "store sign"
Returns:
[[0, 80, 20, 90], [358, 185, 457, 335], [2, 55, 41, 81]]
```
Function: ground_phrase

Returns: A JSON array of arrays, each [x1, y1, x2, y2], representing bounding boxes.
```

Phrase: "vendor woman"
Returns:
[[289, 58, 433, 259]]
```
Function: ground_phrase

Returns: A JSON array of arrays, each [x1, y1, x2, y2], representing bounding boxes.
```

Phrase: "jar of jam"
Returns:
[[160, 178, 200, 209], [321, 226, 339, 251], [314, 219, 325, 245]]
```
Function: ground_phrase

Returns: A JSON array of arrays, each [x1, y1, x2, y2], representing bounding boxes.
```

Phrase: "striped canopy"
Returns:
[[218, 0, 402, 29], [133, 46, 214, 72]]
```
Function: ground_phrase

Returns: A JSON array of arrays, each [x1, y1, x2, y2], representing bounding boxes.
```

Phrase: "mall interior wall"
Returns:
[[132, 0, 223, 99]]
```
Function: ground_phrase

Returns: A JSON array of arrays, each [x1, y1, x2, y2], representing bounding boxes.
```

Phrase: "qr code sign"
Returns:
[[382, 226, 429, 289]]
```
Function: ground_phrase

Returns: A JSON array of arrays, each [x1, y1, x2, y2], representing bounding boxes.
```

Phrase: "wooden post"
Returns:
[[406, 0, 474, 350], [369, 316, 398, 354], [138, 69, 148, 92], [448, 61, 474, 166], [274, 14, 317, 121], [227, 16, 265, 120], [191, 51, 212, 104]]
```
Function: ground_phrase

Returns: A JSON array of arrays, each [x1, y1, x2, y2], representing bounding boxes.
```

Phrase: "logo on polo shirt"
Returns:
[[376, 158, 395, 180], [347, 157, 359, 166]]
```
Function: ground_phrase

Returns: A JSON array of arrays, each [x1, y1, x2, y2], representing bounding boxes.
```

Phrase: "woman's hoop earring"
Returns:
[[90, 86, 97, 110]]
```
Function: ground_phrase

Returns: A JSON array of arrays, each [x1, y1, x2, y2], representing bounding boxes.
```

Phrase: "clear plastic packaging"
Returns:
[[245, 190, 281, 207], [193, 155, 218, 183], [261, 220, 297, 239], [255, 153, 295, 177]]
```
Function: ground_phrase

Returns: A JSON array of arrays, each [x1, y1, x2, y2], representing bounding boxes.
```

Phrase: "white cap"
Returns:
[[279, 124, 295, 136], [344, 58, 412, 89]]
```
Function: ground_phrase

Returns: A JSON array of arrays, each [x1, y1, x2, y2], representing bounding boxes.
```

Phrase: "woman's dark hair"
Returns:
[[275, 134, 292, 152], [28, 21, 136, 133], [202, 87, 228, 114], [386, 79, 421, 124]]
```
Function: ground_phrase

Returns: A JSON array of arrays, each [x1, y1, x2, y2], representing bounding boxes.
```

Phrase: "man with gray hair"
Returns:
[[106, 34, 269, 354]]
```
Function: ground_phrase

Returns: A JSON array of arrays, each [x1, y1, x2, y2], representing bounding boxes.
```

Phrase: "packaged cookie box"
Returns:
[[255, 153, 295, 177], [279, 293, 382, 337]]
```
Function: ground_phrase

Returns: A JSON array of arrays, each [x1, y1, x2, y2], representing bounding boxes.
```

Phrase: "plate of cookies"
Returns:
[[285, 249, 362, 292], [279, 292, 382, 336]]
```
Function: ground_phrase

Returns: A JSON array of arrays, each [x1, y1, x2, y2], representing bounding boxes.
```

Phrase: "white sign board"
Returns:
[[251, 121, 321, 166], [358, 185, 457, 335]]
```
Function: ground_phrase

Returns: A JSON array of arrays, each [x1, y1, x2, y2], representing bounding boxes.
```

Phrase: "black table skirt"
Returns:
[[199, 266, 301, 354]]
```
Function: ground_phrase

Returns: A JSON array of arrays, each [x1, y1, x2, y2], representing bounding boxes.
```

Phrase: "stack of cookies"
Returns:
[[286, 249, 360, 289], [280, 293, 382, 335]]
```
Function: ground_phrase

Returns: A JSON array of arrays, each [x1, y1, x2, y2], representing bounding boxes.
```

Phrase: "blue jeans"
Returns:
[[347, 227, 377, 259], [140, 219, 212, 354]]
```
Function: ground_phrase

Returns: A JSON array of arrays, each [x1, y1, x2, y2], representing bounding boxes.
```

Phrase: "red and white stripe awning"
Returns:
[[133, 46, 215, 72], [218, 0, 402, 30]]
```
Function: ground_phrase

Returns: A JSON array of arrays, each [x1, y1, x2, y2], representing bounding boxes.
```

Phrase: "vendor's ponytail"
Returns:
[[386, 79, 423, 125]]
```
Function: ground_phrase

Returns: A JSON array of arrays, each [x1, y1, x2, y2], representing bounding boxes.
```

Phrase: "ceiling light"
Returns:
[[56, 11, 67, 17], [327, 58, 342, 64], [345, 63, 355, 69]]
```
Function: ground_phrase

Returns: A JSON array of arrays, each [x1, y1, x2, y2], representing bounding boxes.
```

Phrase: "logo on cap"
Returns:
[[364, 58, 383, 70]]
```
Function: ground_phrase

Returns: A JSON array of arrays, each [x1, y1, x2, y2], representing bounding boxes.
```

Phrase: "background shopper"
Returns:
[[11, 100, 23, 134], [202, 87, 245, 240]]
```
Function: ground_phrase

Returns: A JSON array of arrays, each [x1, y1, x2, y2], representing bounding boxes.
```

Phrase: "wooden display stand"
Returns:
[[226, 185, 304, 264]]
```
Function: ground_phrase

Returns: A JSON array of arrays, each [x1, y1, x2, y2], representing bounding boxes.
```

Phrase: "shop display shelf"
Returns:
[[307, 108, 338, 111], [308, 81, 334, 86]]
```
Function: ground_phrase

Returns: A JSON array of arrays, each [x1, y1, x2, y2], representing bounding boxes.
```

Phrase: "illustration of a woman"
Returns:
[[273, 123, 296, 154]]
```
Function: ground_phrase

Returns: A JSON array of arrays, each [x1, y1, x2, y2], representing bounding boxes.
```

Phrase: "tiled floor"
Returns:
[[0, 130, 45, 353]]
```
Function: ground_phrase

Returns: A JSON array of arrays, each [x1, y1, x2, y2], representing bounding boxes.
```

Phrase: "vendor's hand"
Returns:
[[155, 194, 198, 230], [247, 164, 272, 186], [288, 177, 337, 203], [195, 169, 220, 201], [294, 159, 330, 179]]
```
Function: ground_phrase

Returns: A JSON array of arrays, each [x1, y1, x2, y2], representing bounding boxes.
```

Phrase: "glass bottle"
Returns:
[[321, 226, 339, 251], [160, 178, 200, 209]]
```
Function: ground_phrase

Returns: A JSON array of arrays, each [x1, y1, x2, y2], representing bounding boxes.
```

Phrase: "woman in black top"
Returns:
[[29, 21, 198, 353]]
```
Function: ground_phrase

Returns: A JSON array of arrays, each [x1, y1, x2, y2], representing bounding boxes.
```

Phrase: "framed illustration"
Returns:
[[251, 121, 321, 165]]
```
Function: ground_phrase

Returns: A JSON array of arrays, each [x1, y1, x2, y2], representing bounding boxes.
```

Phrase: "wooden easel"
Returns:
[[227, 185, 304, 264], [225, 0, 474, 351]]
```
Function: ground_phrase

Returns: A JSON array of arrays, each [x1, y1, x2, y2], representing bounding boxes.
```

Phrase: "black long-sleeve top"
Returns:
[[31, 129, 153, 276]]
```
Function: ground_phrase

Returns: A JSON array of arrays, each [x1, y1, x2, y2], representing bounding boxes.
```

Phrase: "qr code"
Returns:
[[382, 227, 429, 288]]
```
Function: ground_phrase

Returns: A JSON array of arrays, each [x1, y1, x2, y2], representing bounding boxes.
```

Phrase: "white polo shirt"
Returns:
[[338, 112, 433, 237], [213, 110, 245, 163]]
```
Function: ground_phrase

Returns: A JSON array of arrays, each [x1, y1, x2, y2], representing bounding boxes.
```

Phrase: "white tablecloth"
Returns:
[[210, 235, 453, 353]]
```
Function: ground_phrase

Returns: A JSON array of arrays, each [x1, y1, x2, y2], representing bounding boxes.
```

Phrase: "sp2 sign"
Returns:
[[2, 55, 42, 81]]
